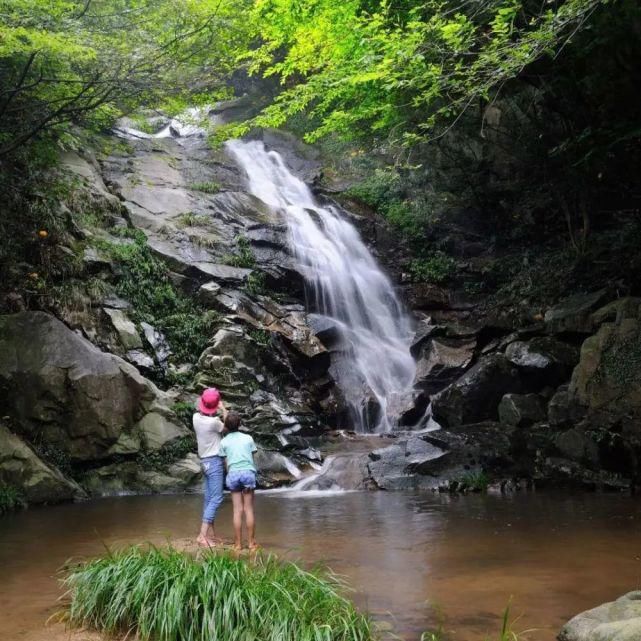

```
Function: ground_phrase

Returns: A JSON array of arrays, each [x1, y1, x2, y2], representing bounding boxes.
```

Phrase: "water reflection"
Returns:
[[1, 491, 640, 640]]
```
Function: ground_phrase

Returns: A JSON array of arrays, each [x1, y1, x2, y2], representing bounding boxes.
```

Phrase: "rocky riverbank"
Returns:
[[1, 106, 640, 505]]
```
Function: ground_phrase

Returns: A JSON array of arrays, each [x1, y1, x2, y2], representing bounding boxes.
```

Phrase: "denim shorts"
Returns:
[[226, 470, 257, 492]]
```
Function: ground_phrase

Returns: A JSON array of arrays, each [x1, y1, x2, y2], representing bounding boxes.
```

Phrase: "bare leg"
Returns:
[[242, 490, 258, 550], [231, 491, 244, 550], [197, 522, 213, 547]]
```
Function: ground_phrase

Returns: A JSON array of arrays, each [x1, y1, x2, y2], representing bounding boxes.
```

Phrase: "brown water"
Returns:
[[1, 491, 641, 641]]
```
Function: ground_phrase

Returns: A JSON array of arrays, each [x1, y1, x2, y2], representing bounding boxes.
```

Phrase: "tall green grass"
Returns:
[[63, 546, 374, 641]]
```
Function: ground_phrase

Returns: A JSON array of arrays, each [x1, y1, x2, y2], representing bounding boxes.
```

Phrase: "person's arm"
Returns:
[[219, 400, 228, 422], [220, 442, 227, 471]]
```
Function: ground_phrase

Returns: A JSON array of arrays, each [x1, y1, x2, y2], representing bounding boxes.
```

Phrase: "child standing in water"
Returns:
[[193, 388, 227, 548], [219, 412, 259, 551]]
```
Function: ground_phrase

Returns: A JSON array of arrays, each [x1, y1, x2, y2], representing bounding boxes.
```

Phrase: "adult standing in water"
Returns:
[[193, 388, 227, 547]]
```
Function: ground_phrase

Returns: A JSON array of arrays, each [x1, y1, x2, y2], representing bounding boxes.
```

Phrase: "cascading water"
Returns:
[[227, 140, 416, 432]]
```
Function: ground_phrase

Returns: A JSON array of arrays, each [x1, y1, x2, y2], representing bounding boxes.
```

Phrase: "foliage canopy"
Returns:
[[0, 0, 248, 160], [226, 0, 610, 152]]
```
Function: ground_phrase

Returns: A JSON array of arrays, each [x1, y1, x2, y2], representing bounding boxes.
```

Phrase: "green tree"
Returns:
[[0, 0, 249, 160], [227, 0, 610, 152]]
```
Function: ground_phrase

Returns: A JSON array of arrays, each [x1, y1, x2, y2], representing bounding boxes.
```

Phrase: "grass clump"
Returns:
[[0, 484, 26, 515], [64, 546, 374, 641], [176, 212, 211, 228], [457, 471, 490, 492], [224, 235, 256, 269], [189, 181, 221, 194]]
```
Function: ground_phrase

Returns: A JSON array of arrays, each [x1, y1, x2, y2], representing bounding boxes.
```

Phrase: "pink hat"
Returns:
[[198, 388, 221, 415]]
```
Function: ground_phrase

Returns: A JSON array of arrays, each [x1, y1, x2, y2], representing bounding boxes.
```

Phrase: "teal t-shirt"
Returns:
[[220, 432, 257, 473]]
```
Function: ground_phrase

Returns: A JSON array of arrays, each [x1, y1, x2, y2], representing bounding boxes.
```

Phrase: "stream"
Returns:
[[2, 491, 641, 641]]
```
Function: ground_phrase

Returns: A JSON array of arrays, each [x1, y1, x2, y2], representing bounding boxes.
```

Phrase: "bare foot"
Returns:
[[196, 535, 215, 548], [233, 543, 243, 552], [248, 542, 260, 552]]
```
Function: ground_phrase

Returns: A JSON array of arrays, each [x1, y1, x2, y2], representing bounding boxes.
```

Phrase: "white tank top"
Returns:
[[193, 413, 224, 458]]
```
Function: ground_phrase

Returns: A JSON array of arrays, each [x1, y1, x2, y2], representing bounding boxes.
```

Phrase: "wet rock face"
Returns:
[[0, 312, 188, 462], [431, 354, 522, 427], [505, 336, 579, 388], [414, 336, 476, 394], [559, 591, 641, 641]]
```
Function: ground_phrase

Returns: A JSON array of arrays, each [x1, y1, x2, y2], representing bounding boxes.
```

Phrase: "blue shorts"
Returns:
[[226, 470, 257, 492]]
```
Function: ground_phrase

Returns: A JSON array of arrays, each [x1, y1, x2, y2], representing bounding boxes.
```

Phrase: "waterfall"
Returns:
[[227, 140, 416, 432]]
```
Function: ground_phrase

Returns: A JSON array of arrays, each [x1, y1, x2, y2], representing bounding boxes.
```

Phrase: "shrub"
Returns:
[[245, 271, 266, 296], [344, 169, 403, 211], [0, 484, 26, 515], [248, 328, 271, 345], [172, 401, 196, 427], [32, 441, 73, 477], [99, 234, 219, 364], [409, 253, 457, 284], [63, 546, 374, 641], [138, 435, 197, 472]]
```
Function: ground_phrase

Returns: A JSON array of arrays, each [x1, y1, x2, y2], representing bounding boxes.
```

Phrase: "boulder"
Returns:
[[103, 308, 143, 350], [140, 322, 171, 365], [432, 354, 522, 427], [569, 316, 641, 423], [0, 424, 84, 504], [559, 592, 641, 641], [167, 454, 202, 484], [553, 428, 599, 466], [81, 459, 200, 497], [296, 453, 371, 491], [137, 412, 187, 450], [548, 384, 584, 427], [0, 312, 186, 461], [126, 350, 155, 370], [254, 449, 302, 487], [505, 337, 579, 387], [197, 281, 222, 306], [498, 393, 545, 427], [414, 337, 475, 394], [544, 290, 608, 334], [368, 437, 447, 490]]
